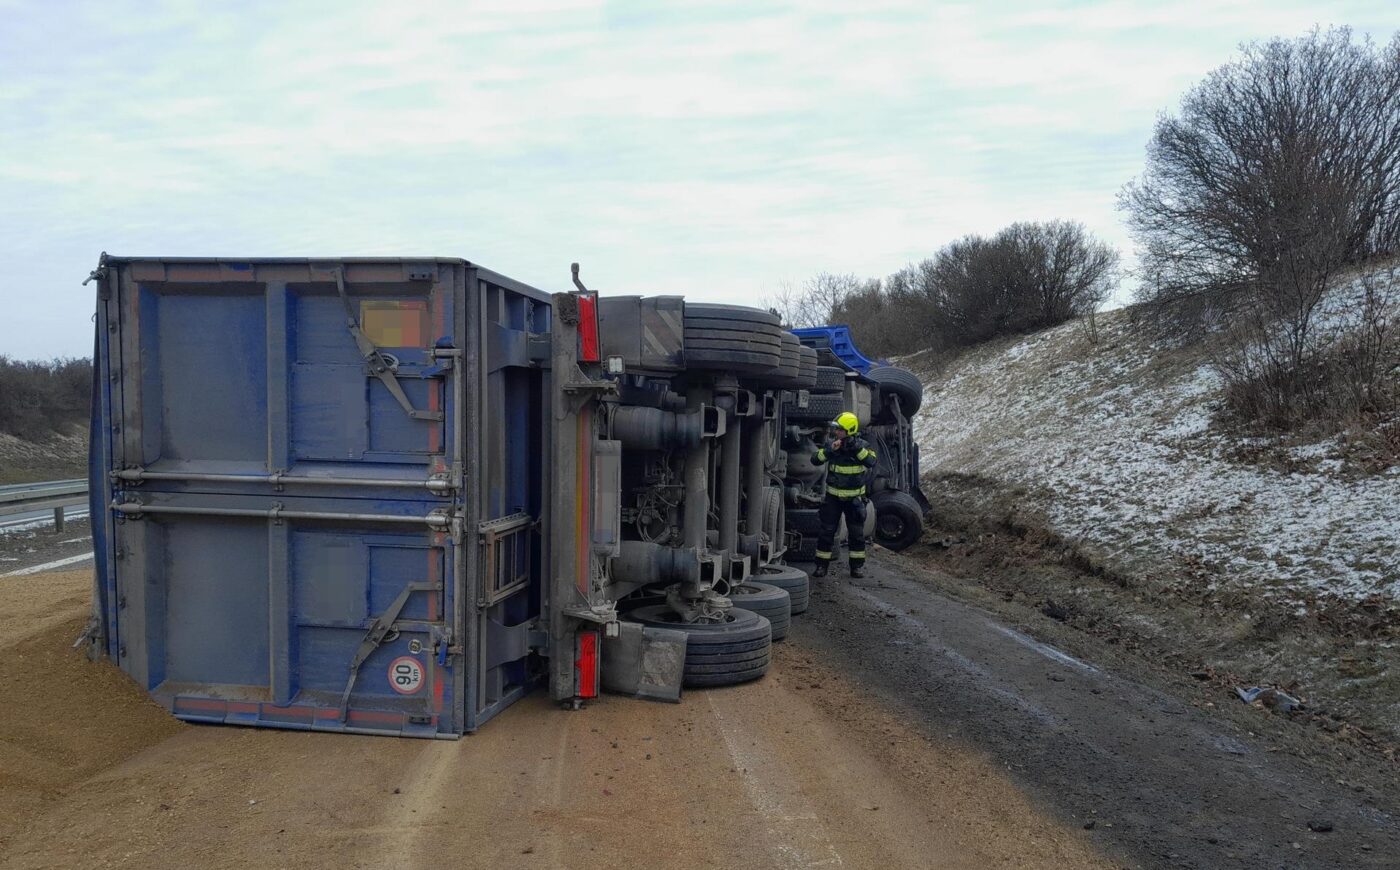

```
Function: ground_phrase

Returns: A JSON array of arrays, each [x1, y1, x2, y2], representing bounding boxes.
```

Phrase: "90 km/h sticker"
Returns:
[[388, 656, 425, 695]]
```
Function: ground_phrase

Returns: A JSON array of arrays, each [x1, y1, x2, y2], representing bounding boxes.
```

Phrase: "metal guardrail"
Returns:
[[0, 478, 88, 532]]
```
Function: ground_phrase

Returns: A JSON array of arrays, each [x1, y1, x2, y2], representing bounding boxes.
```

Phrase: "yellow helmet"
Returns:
[[832, 411, 859, 435]]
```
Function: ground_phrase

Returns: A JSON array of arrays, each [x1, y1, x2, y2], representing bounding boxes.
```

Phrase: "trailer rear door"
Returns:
[[91, 257, 544, 737]]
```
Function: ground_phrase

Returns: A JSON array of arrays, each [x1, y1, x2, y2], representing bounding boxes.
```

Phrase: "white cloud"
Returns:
[[0, 0, 1395, 356]]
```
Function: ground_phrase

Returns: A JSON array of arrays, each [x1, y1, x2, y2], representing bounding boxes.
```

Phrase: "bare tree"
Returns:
[[762, 272, 869, 329], [1122, 27, 1400, 427], [761, 279, 805, 328]]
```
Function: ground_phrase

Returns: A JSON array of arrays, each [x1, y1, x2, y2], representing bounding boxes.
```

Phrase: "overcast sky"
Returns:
[[1, 1, 1394, 359]]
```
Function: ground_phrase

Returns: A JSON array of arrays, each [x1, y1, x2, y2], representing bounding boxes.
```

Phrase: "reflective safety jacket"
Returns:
[[811, 436, 877, 499]]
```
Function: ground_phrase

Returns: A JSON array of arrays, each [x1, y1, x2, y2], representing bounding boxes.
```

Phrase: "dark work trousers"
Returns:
[[815, 495, 867, 565]]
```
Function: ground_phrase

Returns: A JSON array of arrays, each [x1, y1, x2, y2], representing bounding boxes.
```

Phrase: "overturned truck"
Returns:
[[86, 255, 925, 737]]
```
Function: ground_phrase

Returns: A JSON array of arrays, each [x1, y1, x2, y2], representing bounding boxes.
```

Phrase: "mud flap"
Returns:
[[601, 622, 686, 703]]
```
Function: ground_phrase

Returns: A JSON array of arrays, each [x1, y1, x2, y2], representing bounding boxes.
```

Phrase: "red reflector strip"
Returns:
[[575, 630, 600, 699], [577, 292, 600, 362]]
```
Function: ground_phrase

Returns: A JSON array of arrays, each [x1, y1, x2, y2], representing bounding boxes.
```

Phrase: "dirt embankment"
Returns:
[[0, 429, 86, 485], [902, 289, 1399, 757]]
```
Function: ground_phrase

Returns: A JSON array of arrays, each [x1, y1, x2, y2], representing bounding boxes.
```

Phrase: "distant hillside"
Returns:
[[0, 428, 87, 485], [908, 276, 1399, 611]]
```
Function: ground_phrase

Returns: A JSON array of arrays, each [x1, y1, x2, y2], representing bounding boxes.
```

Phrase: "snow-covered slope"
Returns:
[[909, 288, 1399, 608]]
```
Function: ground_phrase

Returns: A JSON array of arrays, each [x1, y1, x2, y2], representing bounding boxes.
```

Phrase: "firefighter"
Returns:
[[810, 411, 877, 578]]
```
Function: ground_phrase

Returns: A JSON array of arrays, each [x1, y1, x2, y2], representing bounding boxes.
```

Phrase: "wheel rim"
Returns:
[[877, 513, 905, 542]]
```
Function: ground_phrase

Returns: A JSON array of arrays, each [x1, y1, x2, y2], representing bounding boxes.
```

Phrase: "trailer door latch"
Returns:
[[331, 268, 445, 423], [337, 581, 436, 721]]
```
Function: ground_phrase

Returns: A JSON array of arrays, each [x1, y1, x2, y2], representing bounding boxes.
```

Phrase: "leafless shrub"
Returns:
[[829, 279, 930, 359], [769, 223, 1117, 359], [883, 221, 1117, 351], [1212, 264, 1399, 444], [1123, 27, 1400, 430]]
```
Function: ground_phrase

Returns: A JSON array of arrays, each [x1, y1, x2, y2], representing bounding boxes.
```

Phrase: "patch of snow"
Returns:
[[914, 277, 1400, 606], [1287, 440, 1339, 461]]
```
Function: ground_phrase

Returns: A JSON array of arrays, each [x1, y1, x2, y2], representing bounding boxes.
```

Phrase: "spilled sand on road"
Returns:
[[1, 568, 1112, 869], [0, 570, 185, 850]]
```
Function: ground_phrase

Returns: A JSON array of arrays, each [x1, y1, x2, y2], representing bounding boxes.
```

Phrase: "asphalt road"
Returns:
[[0, 514, 92, 576], [797, 560, 1400, 869], [3, 555, 1396, 869]]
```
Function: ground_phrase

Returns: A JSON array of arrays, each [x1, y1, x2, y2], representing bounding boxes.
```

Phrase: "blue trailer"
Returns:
[[87, 257, 572, 736], [86, 255, 924, 737]]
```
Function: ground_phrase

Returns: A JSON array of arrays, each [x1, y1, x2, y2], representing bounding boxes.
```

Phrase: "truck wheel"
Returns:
[[726, 582, 791, 641], [755, 564, 810, 615], [786, 392, 845, 423], [686, 347, 783, 374], [795, 345, 818, 388], [776, 333, 802, 384], [813, 365, 848, 394], [681, 317, 783, 334], [871, 490, 924, 551], [867, 366, 923, 416], [684, 305, 785, 375], [624, 605, 772, 687], [753, 333, 803, 387], [684, 303, 782, 328]]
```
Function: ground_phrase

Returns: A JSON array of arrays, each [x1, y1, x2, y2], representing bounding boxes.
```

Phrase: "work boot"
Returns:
[[812, 561, 829, 578], [849, 561, 865, 579]]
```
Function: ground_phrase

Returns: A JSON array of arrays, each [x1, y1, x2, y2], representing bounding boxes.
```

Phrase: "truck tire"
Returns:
[[786, 392, 845, 423], [795, 345, 818, 388], [867, 366, 923, 416], [684, 329, 782, 349], [813, 365, 847, 394], [776, 333, 802, 383], [726, 581, 791, 641], [754, 333, 803, 387], [686, 348, 782, 374], [682, 317, 783, 335], [685, 338, 783, 357], [871, 490, 924, 551], [684, 305, 785, 375], [755, 563, 810, 615], [684, 303, 781, 329], [624, 605, 772, 687]]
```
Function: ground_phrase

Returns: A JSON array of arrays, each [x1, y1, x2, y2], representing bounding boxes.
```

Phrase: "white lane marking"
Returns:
[[706, 693, 845, 868], [988, 623, 1099, 674], [2, 552, 93, 576]]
